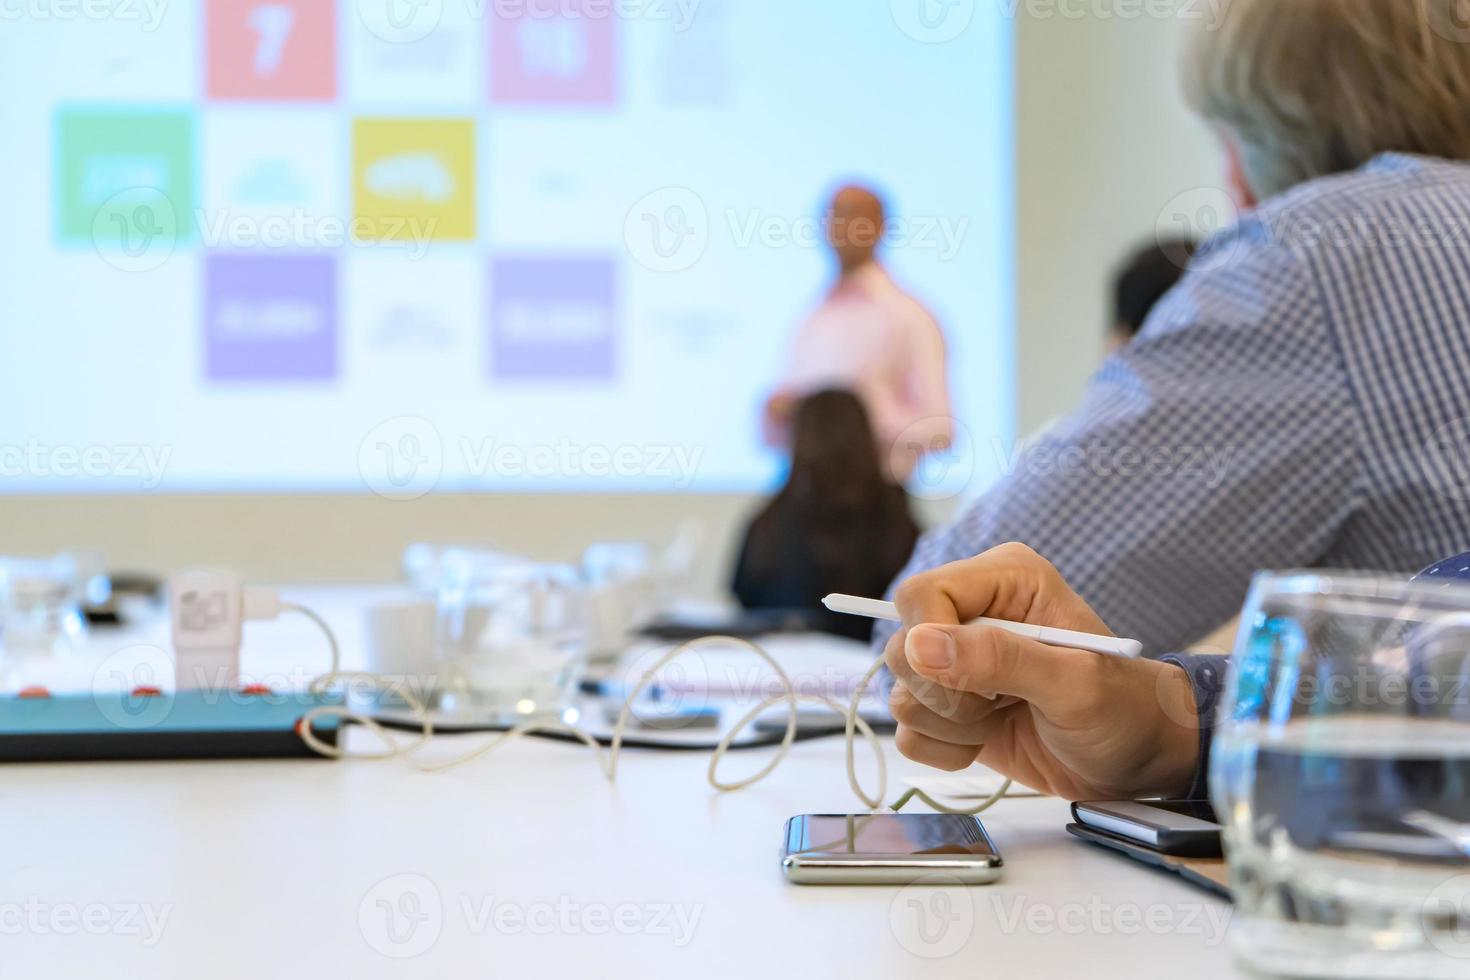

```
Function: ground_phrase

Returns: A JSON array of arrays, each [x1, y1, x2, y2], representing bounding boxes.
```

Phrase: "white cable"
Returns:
[[300, 671, 433, 761], [285, 606, 1016, 815], [280, 601, 341, 676]]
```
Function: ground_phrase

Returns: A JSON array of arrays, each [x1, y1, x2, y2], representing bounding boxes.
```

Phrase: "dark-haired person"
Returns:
[[879, 0, 1470, 662], [1107, 236, 1195, 353], [734, 390, 919, 641]]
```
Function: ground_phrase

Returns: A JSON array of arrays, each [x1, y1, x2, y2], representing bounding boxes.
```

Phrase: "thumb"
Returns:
[[905, 622, 1076, 703]]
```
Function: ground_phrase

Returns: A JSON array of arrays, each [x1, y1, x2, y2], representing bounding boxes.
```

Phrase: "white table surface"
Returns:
[[0, 586, 1243, 979]]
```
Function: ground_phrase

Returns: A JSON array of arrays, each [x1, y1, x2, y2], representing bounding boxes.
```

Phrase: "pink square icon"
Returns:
[[206, 0, 337, 101], [490, 0, 617, 106]]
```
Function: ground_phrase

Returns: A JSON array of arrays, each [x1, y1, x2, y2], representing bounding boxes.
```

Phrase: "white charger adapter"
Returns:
[[167, 569, 283, 690]]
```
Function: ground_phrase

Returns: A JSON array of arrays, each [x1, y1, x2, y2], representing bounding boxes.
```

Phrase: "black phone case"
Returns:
[[1065, 823, 1231, 900]]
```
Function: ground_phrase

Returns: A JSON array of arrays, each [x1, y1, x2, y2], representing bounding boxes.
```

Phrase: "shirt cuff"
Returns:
[[1156, 652, 1227, 800]]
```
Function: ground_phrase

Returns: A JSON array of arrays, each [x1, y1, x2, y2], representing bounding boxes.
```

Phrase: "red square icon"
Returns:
[[206, 0, 337, 101]]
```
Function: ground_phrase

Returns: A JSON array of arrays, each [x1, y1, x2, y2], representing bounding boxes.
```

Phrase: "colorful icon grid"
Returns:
[[56, 0, 624, 384]]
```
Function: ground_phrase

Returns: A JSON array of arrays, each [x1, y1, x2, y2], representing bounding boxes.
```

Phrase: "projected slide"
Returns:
[[0, 0, 1012, 494]]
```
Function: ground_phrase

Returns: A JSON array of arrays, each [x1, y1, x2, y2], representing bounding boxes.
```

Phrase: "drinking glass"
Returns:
[[434, 562, 588, 724], [401, 542, 522, 593], [1213, 571, 1470, 978], [0, 554, 90, 688], [582, 541, 657, 659]]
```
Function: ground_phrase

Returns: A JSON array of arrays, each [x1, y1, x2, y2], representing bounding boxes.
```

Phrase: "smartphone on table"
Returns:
[[1070, 800, 1223, 857], [781, 813, 1003, 885]]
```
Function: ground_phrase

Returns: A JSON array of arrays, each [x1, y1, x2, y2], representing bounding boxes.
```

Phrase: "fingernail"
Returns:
[[906, 625, 955, 670]]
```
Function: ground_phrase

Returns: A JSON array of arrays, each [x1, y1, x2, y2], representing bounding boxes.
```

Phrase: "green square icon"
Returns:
[[56, 107, 197, 257]]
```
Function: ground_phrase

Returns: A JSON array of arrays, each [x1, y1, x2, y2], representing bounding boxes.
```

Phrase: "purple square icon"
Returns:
[[204, 254, 337, 382], [490, 256, 617, 381], [490, 0, 618, 105]]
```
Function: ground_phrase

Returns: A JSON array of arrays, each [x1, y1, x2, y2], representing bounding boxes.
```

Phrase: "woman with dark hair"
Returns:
[[732, 389, 919, 641]]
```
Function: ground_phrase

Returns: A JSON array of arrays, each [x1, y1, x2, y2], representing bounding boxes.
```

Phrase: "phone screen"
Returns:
[[791, 814, 998, 857]]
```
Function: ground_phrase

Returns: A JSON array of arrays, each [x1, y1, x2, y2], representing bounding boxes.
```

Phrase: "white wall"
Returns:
[[0, 9, 1221, 597], [1014, 7, 1222, 430]]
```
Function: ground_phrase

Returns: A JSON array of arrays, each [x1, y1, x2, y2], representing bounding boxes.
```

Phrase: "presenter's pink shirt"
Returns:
[[771, 263, 952, 479]]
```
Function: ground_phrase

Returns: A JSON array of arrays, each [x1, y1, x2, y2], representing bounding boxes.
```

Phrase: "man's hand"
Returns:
[[883, 543, 1201, 801]]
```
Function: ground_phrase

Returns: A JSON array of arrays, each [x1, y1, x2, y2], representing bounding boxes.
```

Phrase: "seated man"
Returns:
[[882, 0, 1470, 657]]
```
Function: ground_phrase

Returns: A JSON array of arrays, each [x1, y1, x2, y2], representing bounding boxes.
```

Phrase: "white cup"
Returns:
[[364, 596, 440, 705]]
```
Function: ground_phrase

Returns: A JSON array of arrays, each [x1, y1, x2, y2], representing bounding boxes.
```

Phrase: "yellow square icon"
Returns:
[[353, 118, 476, 242]]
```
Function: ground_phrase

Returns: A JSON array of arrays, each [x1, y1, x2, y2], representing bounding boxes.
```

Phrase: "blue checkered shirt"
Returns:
[[882, 154, 1470, 659]]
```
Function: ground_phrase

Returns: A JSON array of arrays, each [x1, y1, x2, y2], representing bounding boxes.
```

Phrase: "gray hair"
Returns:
[[1183, 0, 1470, 199]]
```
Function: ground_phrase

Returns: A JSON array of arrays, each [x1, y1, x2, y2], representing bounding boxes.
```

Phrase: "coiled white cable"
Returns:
[[291, 615, 1015, 815], [280, 602, 341, 676]]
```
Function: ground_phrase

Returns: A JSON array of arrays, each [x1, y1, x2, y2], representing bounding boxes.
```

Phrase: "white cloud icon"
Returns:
[[364, 153, 454, 204]]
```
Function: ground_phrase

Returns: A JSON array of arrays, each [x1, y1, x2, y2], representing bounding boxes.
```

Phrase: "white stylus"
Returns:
[[822, 594, 1143, 659]]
